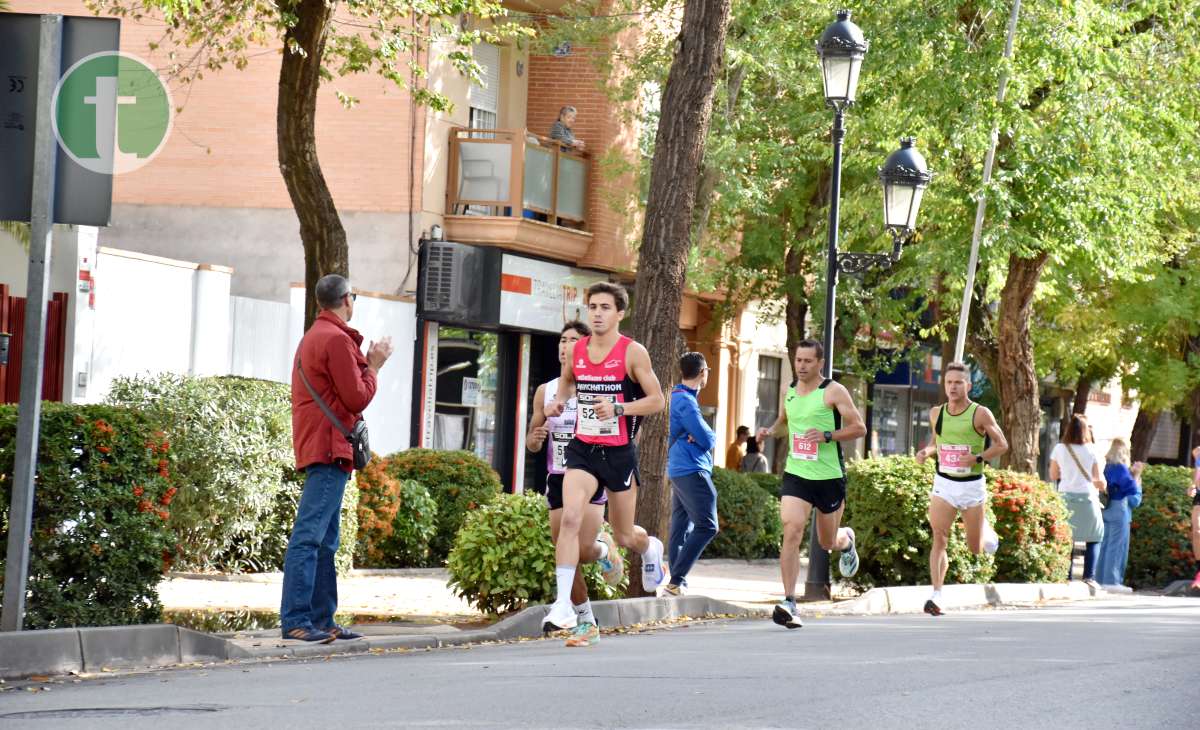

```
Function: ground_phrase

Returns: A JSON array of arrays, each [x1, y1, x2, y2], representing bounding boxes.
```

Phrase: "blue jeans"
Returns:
[[1096, 498, 1132, 586], [280, 463, 348, 631], [1068, 541, 1100, 581], [667, 471, 719, 587]]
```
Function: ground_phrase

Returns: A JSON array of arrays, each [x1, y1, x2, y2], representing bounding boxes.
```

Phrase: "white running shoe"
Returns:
[[641, 536, 666, 591], [982, 521, 1000, 555], [542, 601, 578, 633]]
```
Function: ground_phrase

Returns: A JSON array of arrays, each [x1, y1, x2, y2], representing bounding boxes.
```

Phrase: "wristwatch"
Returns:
[[823, 431, 833, 444], [614, 403, 625, 418], [976, 455, 985, 464]]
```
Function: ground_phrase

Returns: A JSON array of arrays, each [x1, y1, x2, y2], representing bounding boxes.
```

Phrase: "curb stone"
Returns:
[[0, 584, 1110, 680]]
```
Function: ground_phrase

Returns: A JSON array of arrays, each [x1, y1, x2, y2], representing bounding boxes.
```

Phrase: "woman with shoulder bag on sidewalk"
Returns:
[[1049, 414, 1106, 588], [1095, 439, 1144, 588]]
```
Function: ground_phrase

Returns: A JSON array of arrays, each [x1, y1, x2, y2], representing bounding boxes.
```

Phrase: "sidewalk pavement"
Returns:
[[158, 559, 796, 620]]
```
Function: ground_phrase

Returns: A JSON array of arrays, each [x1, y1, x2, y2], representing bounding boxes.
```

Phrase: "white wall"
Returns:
[[736, 301, 790, 432], [87, 249, 209, 400], [229, 295, 291, 383], [289, 285, 416, 456]]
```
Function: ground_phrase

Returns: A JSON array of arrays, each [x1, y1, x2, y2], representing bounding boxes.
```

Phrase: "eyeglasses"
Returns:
[[345, 292, 357, 302]]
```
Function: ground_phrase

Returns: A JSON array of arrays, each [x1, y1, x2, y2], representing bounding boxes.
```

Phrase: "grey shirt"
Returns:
[[549, 120, 576, 145]]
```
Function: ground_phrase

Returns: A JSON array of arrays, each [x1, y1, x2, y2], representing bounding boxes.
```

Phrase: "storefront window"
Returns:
[[756, 356, 783, 471], [433, 328, 499, 465], [872, 386, 911, 456]]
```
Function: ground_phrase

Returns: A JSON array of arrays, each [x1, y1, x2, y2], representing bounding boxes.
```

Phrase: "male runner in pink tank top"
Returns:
[[526, 320, 624, 646], [542, 282, 667, 633]]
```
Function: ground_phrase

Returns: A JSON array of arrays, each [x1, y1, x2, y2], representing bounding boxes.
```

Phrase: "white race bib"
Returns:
[[550, 432, 572, 472], [791, 434, 819, 461], [938, 444, 974, 476], [577, 394, 619, 437]]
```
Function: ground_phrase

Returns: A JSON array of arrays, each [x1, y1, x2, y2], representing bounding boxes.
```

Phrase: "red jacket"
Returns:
[[292, 311, 378, 470]]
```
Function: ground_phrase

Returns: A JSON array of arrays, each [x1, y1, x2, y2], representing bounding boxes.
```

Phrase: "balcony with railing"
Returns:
[[443, 128, 593, 262]]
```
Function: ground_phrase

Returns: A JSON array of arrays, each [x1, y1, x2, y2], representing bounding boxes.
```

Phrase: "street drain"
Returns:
[[1, 704, 228, 719]]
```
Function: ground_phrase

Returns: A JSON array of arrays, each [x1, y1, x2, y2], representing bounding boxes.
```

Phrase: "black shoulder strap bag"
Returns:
[[297, 356, 371, 471]]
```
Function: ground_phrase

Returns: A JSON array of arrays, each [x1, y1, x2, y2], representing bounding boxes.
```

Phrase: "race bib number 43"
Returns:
[[938, 444, 974, 475], [577, 394, 619, 437], [791, 434, 819, 461]]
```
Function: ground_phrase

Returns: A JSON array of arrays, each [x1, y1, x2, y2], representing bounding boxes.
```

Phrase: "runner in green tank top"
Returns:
[[915, 361, 1009, 616], [758, 340, 867, 629]]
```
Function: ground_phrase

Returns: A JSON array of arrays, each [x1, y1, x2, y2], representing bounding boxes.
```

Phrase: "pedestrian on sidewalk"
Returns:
[[726, 425, 750, 470], [1189, 445, 1200, 590], [1050, 414, 1106, 588], [740, 433, 769, 474], [282, 275, 393, 643], [1095, 439, 1143, 588], [665, 352, 720, 596]]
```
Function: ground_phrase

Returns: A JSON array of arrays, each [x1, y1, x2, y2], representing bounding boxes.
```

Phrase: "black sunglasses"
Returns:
[[346, 292, 357, 302]]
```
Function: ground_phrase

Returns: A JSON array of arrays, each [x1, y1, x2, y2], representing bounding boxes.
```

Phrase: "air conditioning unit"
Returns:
[[417, 241, 501, 328]]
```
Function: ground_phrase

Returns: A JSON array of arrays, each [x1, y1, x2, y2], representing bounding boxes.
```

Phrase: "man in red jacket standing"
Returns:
[[282, 274, 392, 642]]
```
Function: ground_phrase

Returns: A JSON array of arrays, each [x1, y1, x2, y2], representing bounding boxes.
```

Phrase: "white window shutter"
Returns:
[[469, 43, 500, 113]]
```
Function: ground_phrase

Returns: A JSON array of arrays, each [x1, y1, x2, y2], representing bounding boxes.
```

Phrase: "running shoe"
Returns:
[[923, 599, 943, 617], [661, 583, 686, 597], [1191, 569, 1200, 591], [564, 622, 600, 648], [542, 601, 578, 633], [597, 531, 624, 586], [982, 522, 1000, 555], [772, 599, 802, 629], [838, 527, 860, 578], [641, 536, 666, 591]]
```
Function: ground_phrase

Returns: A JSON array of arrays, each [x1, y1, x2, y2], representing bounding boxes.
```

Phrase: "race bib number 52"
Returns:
[[577, 394, 619, 437], [791, 434, 819, 461]]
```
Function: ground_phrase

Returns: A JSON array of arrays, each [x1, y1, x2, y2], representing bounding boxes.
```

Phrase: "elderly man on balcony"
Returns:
[[550, 106, 586, 152]]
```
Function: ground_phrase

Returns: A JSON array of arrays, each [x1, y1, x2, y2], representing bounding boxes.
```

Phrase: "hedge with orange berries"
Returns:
[[1127, 465, 1194, 589], [0, 403, 175, 628]]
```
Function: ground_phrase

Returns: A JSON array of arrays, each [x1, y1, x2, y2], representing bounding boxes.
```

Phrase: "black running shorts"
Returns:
[[780, 472, 847, 514], [563, 439, 639, 494], [545, 473, 607, 511], [1193, 488, 1200, 508]]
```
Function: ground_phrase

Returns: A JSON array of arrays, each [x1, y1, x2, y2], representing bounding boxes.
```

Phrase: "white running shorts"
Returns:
[[931, 474, 987, 511]]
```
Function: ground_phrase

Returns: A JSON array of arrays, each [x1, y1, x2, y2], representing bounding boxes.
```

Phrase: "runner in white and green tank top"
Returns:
[[915, 362, 1009, 616], [758, 340, 867, 629]]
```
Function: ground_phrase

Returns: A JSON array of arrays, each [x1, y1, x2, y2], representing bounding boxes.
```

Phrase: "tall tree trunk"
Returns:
[[1072, 380, 1091, 415], [630, 0, 730, 596], [1130, 408, 1161, 463], [995, 251, 1048, 472], [278, 0, 349, 330]]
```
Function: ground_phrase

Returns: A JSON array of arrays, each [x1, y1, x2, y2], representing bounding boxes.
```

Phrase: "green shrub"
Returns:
[[106, 373, 356, 574], [744, 472, 783, 557], [746, 471, 781, 499], [386, 449, 503, 561], [988, 469, 1071, 583], [1128, 465, 1195, 589], [356, 454, 439, 568], [383, 480, 438, 567], [707, 468, 777, 560], [0, 404, 175, 628], [446, 493, 626, 614], [842, 456, 994, 588]]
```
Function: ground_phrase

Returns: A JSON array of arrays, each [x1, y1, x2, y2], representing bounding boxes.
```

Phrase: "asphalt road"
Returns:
[[2, 597, 1197, 729]]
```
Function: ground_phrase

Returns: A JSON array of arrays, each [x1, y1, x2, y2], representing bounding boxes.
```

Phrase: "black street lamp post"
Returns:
[[804, 11, 931, 601]]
